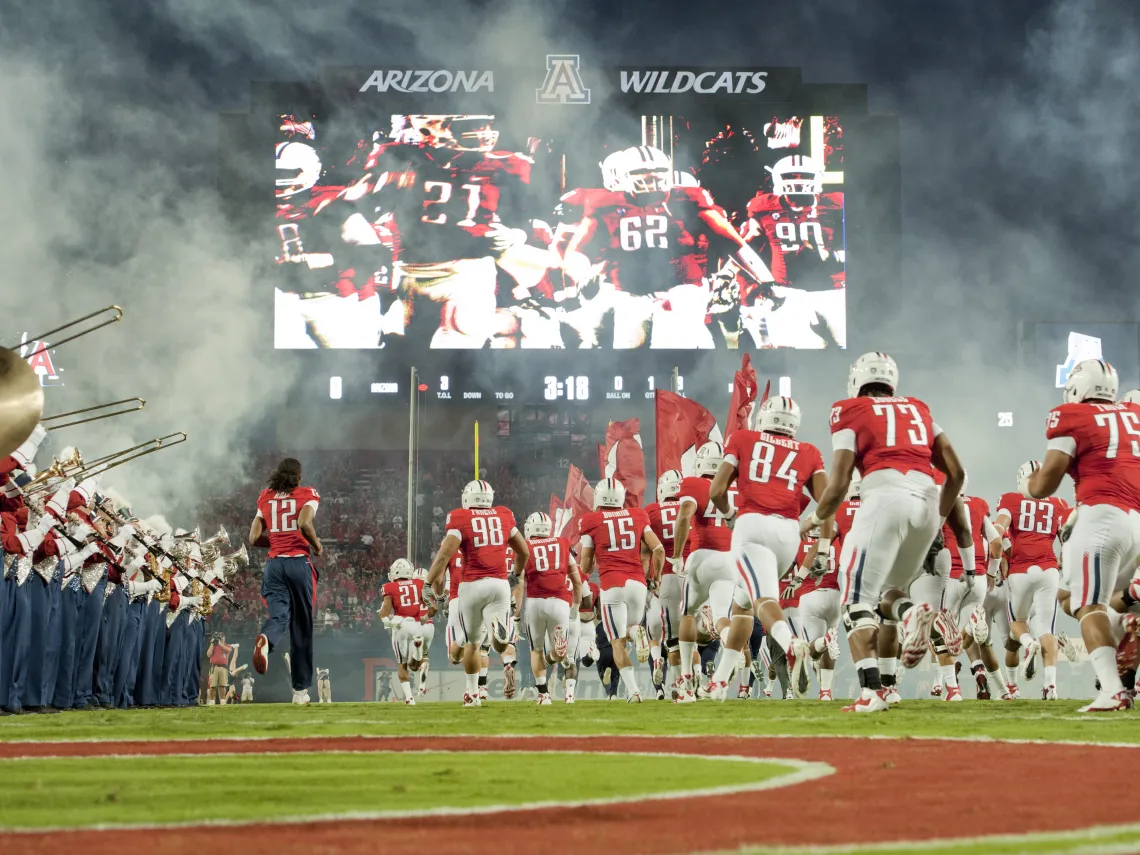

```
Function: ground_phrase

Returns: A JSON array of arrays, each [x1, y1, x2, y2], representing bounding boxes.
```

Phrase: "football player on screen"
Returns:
[[336, 114, 535, 349], [732, 155, 846, 349], [558, 145, 774, 349], [273, 115, 389, 349]]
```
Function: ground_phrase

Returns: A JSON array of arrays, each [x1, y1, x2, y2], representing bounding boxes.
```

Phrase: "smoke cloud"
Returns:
[[3, 0, 1136, 519]]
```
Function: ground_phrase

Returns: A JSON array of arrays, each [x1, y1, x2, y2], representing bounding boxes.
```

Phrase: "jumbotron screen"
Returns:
[[270, 69, 851, 352]]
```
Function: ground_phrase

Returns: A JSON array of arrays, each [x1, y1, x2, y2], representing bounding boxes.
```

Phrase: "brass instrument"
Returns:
[[201, 526, 230, 562], [26, 446, 84, 488], [42, 397, 145, 431], [190, 577, 212, 617], [25, 432, 189, 497]]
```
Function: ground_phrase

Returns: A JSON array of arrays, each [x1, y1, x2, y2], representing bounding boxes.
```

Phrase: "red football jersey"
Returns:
[[579, 507, 651, 590], [586, 579, 601, 609], [676, 477, 736, 552], [829, 396, 939, 478], [256, 486, 321, 558], [524, 536, 574, 603], [941, 495, 993, 579], [382, 578, 424, 618], [567, 185, 722, 296], [996, 493, 1065, 574], [360, 143, 532, 265], [724, 429, 825, 520], [645, 499, 690, 572], [447, 550, 463, 601], [744, 192, 845, 291], [793, 538, 820, 599], [1045, 401, 1140, 512], [446, 506, 518, 582]]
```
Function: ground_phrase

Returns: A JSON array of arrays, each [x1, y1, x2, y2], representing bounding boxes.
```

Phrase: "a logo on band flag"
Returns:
[[537, 55, 591, 104]]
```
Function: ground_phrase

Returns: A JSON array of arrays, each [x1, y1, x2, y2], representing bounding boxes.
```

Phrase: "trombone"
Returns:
[[42, 397, 145, 430], [23, 431, 189, 496], [12, 306, 124, 357]]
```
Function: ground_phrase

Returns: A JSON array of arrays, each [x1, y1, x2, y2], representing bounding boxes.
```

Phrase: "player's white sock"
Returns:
[[619, 666, 639, 696], [565, 677, 576, 697], [465, 672, 479, 695], [820, 669, 834, 692], [712, 648, 743, 685], [1089, 646, 1125, 695], [650, 643, 661, 664], [668, 662, 680, 687], [400, 681, 413, 701], [679, 641, 697, 680], [1043, 664, 1057, 686], [1004, 666, 1019, 685], [1019, 632, 1035, 649], [986, 667, 1005, 695], [878, 657, 898, 682], [941, 663, 958, 688], [769, 620, 793, 654]]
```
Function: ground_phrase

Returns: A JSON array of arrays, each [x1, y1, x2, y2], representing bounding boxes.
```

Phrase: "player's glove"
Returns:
[[1059, 507, 1078, 544], [667, 557, 686, 577], [809, 551, 831, 580], [724, 511, 737, 530], [922, 531, 945, 576], [780, 573, 803, 601]]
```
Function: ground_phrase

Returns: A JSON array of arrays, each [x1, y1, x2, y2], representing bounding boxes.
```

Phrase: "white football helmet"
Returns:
[[673, 170, 700, 187], [694, 440, 724, 477], [390, 114, 498, 152], [1016, 461, 1040, 498], [1063, 359, 1118, 404], [847, 352, 898, 398], [524, 512, 553, 539], [461, 480, 494, 509], [275, 142, 322, 198], [767, 155, 823, 197], [594, 477, 626, 509], [846, 470, 861, 500], [389, 558, 415, 581], [600, 150, 625, 191], [657, 469, 683, 500], [413, 567, 427, 581], [755, 396, 801, 437], [1122, 389, 1140, 405], [612, 145, 672, 195]]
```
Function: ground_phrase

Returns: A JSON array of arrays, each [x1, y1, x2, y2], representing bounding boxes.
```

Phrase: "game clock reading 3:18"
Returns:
[[544, 376, 590, 401]]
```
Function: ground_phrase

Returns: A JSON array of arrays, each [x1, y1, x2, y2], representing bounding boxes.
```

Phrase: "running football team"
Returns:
[[377, 353, 1140, 713], [274, 113, 844, 350]]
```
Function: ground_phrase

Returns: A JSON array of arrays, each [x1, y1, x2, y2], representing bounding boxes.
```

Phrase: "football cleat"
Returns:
[[491, 617, 511, 647], [404, 697, 416, 706], [655, 686, 666, 701], [935, 609, 964, 657], [479, 686, 489, 701], [966, 605, 989, 645], [652, 655, 665, 687], [883, 686, 903, 705], [1001, 682, 1021, 701], [1079, 690, 1134, 713], [788, 639, 813, 698], [819, 689, 833, 702], [462, 692, 481, 708], [1042, 684, 1058, 700], [697, 604, 716, 638], [930, 683, 943, 698], [738, 684, 752, 700], [975, 671, 991, 700], [842, 689, 889, 713], [627, 691, 643, 704], [762, 683, 773, 698], [552, 626, 569, 661], [537, 692, 552, 706], [631, 625, 651, 663], [944, 685, 963, 702], [825, 628, 841, 661], [503, 663, 517, 700], [1018, 639, 1041, 682], [674, 689, 696, 704], [253, 634, 270, 675], [784, 686, 795, 700], [291, 689, 310, 706], [702, 679, 730, 701], [900, 604, 937, 668]]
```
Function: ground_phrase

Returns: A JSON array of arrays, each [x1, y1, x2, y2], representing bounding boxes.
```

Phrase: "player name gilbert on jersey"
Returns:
[[830, 396, 939, 483], [724, 429, 825, 520], [446, 506, 518, 582], [1046, 401, 1140, 512]]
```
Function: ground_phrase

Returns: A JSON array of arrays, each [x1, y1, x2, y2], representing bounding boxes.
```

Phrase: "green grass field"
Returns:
[[3, 701, 1139, 855], [0, 699, 1135, 744]]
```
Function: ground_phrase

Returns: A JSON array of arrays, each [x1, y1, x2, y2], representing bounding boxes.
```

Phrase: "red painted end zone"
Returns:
[[2, 735, 1134, 854]]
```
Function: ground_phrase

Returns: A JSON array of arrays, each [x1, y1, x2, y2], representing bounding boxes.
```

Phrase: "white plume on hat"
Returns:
[[102, 486, 131, 512], [144, 515, 173, 536]]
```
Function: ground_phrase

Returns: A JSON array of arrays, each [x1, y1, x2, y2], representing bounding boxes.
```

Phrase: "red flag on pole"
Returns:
[[548, 494, 564, 526], [725, 353, 759, 443], [601, 418, 646, 507], [558, 465, 594, 548], [655, 390, 722, 478], [760, 378, 771, 406], [596, 443, 606, 480]]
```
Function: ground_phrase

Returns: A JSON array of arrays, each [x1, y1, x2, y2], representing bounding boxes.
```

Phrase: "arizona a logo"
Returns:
[[536, 55, 590, 105]]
